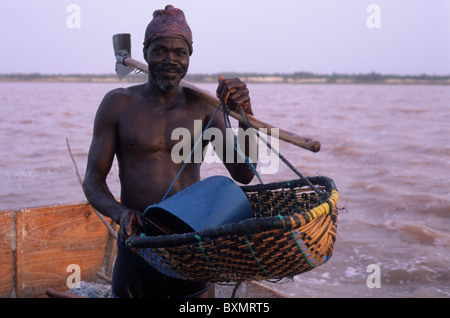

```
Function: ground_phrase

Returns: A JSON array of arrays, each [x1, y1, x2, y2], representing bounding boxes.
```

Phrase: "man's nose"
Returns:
[[163, 52, 176, 63]]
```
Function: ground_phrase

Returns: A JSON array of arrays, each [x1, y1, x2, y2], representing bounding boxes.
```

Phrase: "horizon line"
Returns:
[[1, 71, 449, 78]]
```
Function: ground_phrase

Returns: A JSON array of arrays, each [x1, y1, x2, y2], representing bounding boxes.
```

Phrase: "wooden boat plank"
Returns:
[[0, 211, 15, 297], [0, 203, 117, 298]]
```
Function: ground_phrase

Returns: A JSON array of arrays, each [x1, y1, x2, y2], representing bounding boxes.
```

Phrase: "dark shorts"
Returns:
[[112, 240, 210, 298]]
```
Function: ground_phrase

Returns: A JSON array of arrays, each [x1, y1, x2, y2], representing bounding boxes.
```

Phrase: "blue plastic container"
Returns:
[[143, 176, 253, 235]]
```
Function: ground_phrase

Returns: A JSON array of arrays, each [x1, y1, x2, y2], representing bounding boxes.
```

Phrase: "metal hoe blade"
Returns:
[[113, 33, 135, 79]]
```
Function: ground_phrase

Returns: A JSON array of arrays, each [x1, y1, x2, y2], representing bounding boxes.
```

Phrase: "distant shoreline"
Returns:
[[1, 72, 449, 85]]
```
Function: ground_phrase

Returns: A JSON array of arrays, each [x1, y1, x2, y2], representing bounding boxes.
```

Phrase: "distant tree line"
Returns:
[[1, 72, 449, 84]]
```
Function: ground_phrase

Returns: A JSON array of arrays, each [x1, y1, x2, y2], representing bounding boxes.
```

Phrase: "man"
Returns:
[[83, 5, 256, 298]]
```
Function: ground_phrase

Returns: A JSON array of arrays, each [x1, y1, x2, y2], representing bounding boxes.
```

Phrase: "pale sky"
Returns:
[[1, 0, 449, 75]]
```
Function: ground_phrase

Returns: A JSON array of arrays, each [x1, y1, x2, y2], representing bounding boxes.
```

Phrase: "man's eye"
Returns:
[[152, 49, 164, 55]]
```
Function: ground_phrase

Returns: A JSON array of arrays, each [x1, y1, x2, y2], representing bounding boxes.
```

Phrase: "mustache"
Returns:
[[156, 64, 183, 74]]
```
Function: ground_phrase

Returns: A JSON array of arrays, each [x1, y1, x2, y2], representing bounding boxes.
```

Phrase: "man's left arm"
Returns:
[[214, 77, 258, 184]]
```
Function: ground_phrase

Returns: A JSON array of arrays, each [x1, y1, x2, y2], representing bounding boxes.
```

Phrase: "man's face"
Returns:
[[146, 38, 190, 92]]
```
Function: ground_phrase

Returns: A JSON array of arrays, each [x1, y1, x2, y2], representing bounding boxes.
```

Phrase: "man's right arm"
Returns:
[[83, 90, 123, 222], [82, 90, 142, 241]]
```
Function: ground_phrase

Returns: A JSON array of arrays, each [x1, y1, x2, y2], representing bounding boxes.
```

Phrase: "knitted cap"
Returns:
[[143, 5, 193, 55]]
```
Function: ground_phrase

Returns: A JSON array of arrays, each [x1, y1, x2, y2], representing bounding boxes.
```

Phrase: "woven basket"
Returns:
[[125, 176, 338, 283]]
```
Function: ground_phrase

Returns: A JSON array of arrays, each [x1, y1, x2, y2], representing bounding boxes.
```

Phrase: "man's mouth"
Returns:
[[157, 65, 182, 76], [161, 70, 178, 76]]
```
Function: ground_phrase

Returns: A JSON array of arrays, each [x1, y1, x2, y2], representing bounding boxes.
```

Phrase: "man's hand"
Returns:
[[118, 209, 144, 244], [217, 76, 253, 115]]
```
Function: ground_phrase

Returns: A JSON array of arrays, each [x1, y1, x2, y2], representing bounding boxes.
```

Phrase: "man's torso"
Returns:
[[111, 84, 211, 211]]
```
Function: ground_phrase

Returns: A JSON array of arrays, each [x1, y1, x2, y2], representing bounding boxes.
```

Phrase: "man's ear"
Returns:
[[143, 47, 148, 63]]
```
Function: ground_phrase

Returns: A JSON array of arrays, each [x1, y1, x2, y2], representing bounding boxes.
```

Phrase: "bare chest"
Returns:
[[117, 105, 206, 155]]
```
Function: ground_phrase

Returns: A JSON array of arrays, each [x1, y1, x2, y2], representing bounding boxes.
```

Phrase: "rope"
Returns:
[[222, 105, 263, 184], [245, 234, 276, 279], [195, 235, 229, 281], [161, 102, 223, 201], [290, 229, 316, 268], [233, 107, 328, 201]]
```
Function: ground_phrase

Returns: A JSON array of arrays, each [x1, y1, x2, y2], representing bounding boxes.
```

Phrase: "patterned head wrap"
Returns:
[[143, 5, 193, 57]]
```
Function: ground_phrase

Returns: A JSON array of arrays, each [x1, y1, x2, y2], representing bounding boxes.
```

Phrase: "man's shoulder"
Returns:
[[105, 84, 144, 99], [100, 84, 146, 107]]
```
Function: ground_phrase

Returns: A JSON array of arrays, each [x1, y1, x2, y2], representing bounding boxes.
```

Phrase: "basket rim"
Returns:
[[126, 176, 337, 249]]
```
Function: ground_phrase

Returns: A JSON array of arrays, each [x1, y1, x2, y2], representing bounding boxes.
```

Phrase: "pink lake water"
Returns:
[[1, 81, 449, 297]]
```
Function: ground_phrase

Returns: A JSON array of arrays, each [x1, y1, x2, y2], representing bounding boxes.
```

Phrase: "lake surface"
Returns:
[[1, 81, 449, 297]]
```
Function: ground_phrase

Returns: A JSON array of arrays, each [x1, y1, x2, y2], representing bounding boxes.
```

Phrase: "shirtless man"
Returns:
[[82, 5, 256, 298]]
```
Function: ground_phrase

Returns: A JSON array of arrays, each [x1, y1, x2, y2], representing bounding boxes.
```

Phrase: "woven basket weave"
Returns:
[[126, 176, 338, 282]]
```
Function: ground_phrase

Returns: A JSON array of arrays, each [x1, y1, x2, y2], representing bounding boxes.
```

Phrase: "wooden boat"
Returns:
[[0, 203, 117, 298], [0, 202, 285, 298]]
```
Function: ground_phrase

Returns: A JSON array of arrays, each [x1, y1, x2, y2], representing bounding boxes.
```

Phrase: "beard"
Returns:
[[150, 64, 187, 92]]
